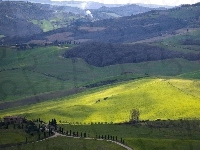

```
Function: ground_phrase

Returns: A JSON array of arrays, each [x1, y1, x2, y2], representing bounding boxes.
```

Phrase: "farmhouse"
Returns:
[[3, 116, 25, 124]]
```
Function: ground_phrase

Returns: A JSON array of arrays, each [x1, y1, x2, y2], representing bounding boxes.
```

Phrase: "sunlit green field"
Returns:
[[1, 78, 200, 123]]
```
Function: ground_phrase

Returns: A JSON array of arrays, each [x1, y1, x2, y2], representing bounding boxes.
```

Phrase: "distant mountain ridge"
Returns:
[[1, 0, 172, 9], [91, 4, 168, 19]]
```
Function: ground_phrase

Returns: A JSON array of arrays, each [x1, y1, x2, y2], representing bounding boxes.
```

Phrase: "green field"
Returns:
[[57, 123, 200, 150], [1, 3, 200, 150], [1, 46, 200, 102], [1, 136, 125, 150], [1, 77, 200, 123], [30, 14, 80, 32], [178, 71, 200, 79], [0, 126, 42, 146], [31, 20, 55, 32], [155, 28, 200, 54]]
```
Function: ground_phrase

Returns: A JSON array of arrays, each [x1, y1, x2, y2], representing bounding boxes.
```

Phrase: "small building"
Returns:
[[3, 116, 25, 124]]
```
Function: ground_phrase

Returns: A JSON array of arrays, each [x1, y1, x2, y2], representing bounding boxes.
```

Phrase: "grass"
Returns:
[[1, 78, 200, 123], [0, 126, 39, 145], [1, 45, 200, 102], [126, 138, 200, 150], [30, 13, 80, 32], [59, 123, 200, 140], [31, 20, 54, 32], [155, 28, 200, 54], [57, 123, 200, 150], [178, 71, 200, 79], [165, 29, 200, 44], [0, 69, 73, 102], [1, 136, 126, 150]]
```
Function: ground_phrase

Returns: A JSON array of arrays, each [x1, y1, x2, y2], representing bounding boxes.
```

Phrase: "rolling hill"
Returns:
[[1, 44, 200, 103], [1, 2, 200, 150], [1, 77, 200, 123], [0, 1, 86, 37], [3, 2, 199, 45], [0, 1, 200, 122], [90, 4, 167, 19]]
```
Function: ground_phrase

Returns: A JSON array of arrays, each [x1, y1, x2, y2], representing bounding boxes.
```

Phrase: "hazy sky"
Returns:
[[52, 0, 200, 6]]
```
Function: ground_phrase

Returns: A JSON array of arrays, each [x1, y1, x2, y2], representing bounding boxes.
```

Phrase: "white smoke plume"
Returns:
[[85, 10, 93, 18]]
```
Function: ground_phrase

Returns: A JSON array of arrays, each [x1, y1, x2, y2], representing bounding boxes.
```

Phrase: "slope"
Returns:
[[0, 1, 86, 37], [1, 78, 200, 123], [1, 45, 200, 102]]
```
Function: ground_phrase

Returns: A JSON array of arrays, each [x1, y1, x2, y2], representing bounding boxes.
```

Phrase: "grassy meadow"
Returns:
[[1, 46, 200, 102], [0, 126, 40, 146], [155, 28, 200, 54], [1, 136, 126, 150], [57, 123, 200, 150], [1, 44, 200, 149], [1, 77, 200, 123]]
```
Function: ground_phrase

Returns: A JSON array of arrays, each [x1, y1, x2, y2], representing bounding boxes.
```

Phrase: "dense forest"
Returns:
[[63, 42, 200, 67]]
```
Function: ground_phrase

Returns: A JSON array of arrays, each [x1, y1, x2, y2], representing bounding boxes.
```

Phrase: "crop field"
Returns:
[[1, 78, 200, 123]]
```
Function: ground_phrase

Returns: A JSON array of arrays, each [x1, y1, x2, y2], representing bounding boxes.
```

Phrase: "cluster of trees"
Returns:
[[63, 42, 200, 67], [0, 117, 53, 146], [49, 118, 57, 130], [56, 126, 125, 144]]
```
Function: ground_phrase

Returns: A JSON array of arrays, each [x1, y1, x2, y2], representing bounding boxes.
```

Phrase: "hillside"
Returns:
[[1, 78, 200, 123], [74, 3, 200, 43], [91, 4, 167, 19], [0, 1, 86, 37], [1, 44, 200, 103], [1, 1, 200, 150], [4, 2, 199, 45]]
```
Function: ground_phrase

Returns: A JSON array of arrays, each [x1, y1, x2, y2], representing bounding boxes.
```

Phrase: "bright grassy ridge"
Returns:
[[1, 78, 200, 123]]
